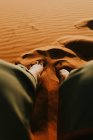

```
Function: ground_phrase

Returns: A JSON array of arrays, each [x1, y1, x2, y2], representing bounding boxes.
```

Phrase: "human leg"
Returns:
[[0, 60, 43, 140], [58, 61, 93, 140]]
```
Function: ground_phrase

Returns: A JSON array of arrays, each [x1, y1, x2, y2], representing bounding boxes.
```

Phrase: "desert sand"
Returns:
[[0, 0, 93, 140]]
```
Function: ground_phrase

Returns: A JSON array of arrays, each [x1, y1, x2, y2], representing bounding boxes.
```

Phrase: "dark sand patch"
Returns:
[[53, 35, 93, 61]]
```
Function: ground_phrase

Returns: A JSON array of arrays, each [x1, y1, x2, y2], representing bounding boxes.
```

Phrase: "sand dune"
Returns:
[[1, 0, 93, 63], [0, 0, 93, 140]]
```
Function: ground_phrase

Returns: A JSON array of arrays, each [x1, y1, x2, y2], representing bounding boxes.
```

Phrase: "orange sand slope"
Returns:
[[15, 35, 93, 140], [0, 0, 93, 140], [0, 0, 93, 62]]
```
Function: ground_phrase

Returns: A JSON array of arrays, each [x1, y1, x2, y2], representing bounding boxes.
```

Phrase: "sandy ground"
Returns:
[[0, 0, 93, 140], [0, 0, 93, 62]]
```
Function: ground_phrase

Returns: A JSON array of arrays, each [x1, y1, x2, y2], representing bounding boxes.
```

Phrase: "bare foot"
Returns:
[[29, 61, 44, 83], [59, 69, 69, 82]]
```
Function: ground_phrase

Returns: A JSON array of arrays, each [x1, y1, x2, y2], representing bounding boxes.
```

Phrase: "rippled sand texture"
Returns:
[[1, 0, 93, 140], [0, 0, 93, 62]]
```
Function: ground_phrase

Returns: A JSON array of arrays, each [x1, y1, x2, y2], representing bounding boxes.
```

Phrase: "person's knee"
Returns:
[[58, 61, 93, 136], [79, 61, 93, 83], [59, 60, 93, 94], [70, 60, 93, 83], [0, 60, 13, 72]]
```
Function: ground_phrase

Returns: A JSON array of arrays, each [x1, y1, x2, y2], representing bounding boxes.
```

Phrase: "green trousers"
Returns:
[[1, 60, 93, 140], [58, 60, 93, 140], [0, 60, 36, 140]]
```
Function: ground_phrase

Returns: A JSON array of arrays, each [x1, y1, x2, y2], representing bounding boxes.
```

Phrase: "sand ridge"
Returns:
[[0, 0, 93, 139]]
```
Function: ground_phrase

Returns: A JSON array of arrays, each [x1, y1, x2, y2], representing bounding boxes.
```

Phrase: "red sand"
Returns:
[[0, 0, 93, 140]]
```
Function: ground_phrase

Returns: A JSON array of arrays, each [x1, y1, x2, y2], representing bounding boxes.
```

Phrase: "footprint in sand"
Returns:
[[53, 35, 93, 61], [74, 18, 93, 30]]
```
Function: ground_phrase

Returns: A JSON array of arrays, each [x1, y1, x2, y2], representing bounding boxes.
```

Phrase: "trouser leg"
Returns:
[[0, 60, 36, 140], [58, 61, 93, 140]]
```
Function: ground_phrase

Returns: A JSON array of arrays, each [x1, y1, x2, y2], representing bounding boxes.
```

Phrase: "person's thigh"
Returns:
[[0, 60, 36, 140], [58, 61, 93, 140]]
